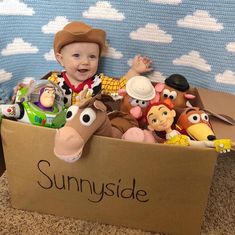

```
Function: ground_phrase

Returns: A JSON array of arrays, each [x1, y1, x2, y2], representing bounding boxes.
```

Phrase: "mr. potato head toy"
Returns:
[[118, 75, 157, 128], [154, 74, 196, 108]]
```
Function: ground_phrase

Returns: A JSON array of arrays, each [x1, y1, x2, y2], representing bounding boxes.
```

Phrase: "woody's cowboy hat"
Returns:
[[54, 21, 106, 55]]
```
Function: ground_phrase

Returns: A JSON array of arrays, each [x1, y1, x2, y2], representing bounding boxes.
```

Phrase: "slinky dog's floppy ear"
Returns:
[[93, 100, 107, 112]]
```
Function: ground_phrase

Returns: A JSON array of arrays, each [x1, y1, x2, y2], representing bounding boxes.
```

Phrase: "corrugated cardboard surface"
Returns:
[[196, 88, 235, 118], [195, 88, 235, 141], [1, 119, 217, 235], [0, 137, 5, 176]]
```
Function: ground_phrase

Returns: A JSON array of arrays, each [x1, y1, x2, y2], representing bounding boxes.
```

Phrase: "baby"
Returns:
[[12, 21, 152, 107], [46, 21, 153, 107]]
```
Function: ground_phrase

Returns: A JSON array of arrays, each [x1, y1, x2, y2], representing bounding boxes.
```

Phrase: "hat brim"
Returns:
[[54, 28, 106, 54], [126, 79, 156, 101]]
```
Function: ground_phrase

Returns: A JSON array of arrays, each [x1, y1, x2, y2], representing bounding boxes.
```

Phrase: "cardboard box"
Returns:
[[1, 87, 235, 235], [0, 137, 5, 176]]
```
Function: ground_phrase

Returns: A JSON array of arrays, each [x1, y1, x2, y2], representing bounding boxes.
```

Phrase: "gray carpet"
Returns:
[[0, 153, 234, 235]]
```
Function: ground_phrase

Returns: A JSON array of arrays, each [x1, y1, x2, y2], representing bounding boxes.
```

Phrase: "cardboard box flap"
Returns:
[[195, 88, 235, 141], [196, 87, 235, 119]]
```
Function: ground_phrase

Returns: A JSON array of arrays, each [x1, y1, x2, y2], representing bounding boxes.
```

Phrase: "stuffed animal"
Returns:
[[54, 95, 115, 162], [118, 75, 157, 128], [121, 127, 156, 143], [121, 99, 175, 144], [0, 80, 65, 128], [154, 74, 196, 108], [145, 99, 178, 140], [144, 101, 232, 153], [173, 106, 233, 152], [54, 92, 140, 163], [175, 107, 216, 141]]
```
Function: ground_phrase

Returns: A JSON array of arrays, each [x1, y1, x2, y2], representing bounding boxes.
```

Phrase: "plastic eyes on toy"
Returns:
[[201, 113, 209, 122], [138, 100, 149, 108], [162, 89, 170, 98], [152, 119, 158, 124], [187, 114, 200, 123], [162, 111, 168, 117], [79, 107, 96, 126], [162, 89, 177, 100], [130, 98, 149, 108], [130, 98, 139, 107], [149, 118, 159, 125], [66, 105, 79, 121]]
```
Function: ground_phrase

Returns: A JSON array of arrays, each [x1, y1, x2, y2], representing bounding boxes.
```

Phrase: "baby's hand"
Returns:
[[131, 54, 153, 74]]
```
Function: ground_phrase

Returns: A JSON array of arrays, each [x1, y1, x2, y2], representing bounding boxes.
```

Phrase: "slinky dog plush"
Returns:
[[154, 74, 196, 108], [174, 107, 232, 152], [176, 107, 216, 141]]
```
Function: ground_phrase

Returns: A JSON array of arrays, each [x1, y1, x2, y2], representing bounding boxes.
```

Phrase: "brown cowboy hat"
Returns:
[[53, 21, 106, 55]]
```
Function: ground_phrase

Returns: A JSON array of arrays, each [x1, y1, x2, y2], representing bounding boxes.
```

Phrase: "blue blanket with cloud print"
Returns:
[[0, 0, 235, 102]]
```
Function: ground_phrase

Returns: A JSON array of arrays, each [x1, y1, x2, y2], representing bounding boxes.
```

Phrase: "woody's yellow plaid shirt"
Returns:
[[99, 73, 127, 96], [48, 72, 127, 106]]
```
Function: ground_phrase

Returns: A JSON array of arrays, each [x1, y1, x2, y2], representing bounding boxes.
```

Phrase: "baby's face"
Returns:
[[56, 42, 99, 85]]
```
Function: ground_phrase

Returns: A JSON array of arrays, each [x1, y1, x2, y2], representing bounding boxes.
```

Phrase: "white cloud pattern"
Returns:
[[173, 50, 211, 72], [102, 46, 123, 59], [83, 1, 125, 21], [0, 69, 12, 83], [215, 70, 235, 85], [42, 16, 70, 34], [226, 42, 235, 53], [0, 1, 234, 96], [149, 0, 182, 5], [1, 38, 39, 56], [130, 23, 173, 43], [177, 10, 223, 31], [44, 49, 56, 61], [127, 58, 134, 67], [0, 0, 34, 16], [148, 71, 166, 83]]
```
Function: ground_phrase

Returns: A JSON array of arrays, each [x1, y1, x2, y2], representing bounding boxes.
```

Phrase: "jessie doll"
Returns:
[[145, 99, 180, 140]]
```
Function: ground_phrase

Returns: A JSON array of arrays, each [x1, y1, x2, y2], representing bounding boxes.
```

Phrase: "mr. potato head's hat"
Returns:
[[165, 74, 189, 92], [53, 21, 106, 55]]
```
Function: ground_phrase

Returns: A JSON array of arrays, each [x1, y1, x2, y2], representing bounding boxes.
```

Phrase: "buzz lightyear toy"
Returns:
[[0, 80, 65, 128]]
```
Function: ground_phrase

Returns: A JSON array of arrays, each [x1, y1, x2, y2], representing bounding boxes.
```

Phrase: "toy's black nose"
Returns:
[[207, 135, 216, 141]]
